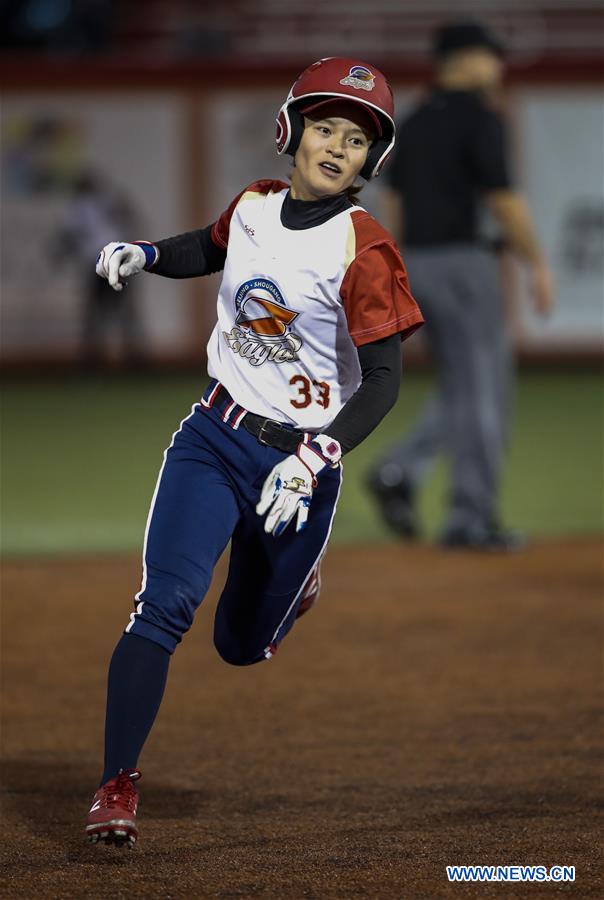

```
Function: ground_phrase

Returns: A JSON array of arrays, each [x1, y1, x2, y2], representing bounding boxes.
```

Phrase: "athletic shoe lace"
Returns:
[[99, 769, 141, 812]]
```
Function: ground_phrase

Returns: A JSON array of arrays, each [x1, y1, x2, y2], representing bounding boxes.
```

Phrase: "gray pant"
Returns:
[[379, 245, 513, 533]]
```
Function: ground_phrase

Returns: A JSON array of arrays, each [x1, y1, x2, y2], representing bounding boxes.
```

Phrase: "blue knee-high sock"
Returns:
[[101, 633, 170, 784]]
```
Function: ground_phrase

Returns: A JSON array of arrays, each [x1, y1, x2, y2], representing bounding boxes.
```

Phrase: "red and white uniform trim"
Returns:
[[205, 180, 423, 432], [201, 380, 222, 409]]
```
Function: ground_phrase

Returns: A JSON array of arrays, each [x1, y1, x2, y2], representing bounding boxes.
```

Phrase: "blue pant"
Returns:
[[125, 387, 342, 663]]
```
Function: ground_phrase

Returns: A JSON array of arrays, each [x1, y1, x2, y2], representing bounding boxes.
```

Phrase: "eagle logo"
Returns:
[[236, 293, 298, 337], [340, 65, 375, 92], [224, 277, 302, 366]]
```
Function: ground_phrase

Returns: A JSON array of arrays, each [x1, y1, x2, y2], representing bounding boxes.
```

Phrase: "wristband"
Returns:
[[133, 241, 159, 269], [297, 434, 342, 477]]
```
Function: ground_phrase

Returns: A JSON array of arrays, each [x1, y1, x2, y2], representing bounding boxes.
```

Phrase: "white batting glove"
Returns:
[[95, 241, 156, 291], [256, 434, 342, 537]]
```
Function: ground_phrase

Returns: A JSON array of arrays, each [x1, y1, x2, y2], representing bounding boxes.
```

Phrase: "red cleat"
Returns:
[[296, 563, 322, 619], [85, 768, 141, 848]]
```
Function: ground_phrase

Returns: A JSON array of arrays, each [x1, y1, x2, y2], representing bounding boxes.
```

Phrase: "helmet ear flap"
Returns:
[[360, 137, 393, 180], [360, 156, 375, 181], [276, 108, 288, 154], [285, 106, 305, 157], [276, 103, 306, 157]]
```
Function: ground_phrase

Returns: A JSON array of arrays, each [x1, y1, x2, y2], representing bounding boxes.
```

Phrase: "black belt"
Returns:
[[214, 386, 305, 454]]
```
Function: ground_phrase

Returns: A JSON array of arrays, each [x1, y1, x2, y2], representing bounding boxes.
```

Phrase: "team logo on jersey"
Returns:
[[339, 65, 375, 92], [223, 277, 302, 367]]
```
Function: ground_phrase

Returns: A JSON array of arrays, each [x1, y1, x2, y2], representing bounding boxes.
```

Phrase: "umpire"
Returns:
[[368, 20, 554, 550]]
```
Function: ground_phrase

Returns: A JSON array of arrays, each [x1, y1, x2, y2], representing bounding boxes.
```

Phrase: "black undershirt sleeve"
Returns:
[[149, 224, 226, 278], [327, 333, 402, 455]]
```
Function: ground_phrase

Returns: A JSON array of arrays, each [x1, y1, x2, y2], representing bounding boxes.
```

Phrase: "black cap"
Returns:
[[433, 20, 505, 60]]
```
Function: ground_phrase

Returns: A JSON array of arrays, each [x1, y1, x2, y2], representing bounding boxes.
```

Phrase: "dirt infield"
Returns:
[[1, 539, 602, 898]]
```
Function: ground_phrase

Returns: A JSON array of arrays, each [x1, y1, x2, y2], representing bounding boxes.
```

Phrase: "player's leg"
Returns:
[[104, 407, 242, 772], [295, 556, 323, 619], [87, 405, 242, 845], [213, 460, 342, 666]]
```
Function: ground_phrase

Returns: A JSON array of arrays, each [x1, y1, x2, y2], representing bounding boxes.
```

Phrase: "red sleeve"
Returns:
[[210, 179, 289, 249], [340, 239, 424, 347]]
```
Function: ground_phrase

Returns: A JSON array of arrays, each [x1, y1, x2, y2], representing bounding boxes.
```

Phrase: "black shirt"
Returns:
[[386, 88, 511, 246]]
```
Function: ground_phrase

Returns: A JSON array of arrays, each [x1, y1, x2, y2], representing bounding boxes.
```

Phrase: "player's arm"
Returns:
[[302, 239, 424, 456], [330, 240, 423, 454], [149, 180, 285, 278], [256, 336, 410, 537], [328, 335, 401, 453], [256, 336, 402, 536], [96, 182, 283, 290], [146, 225, 226, 278], [257, 242, 424, 537], [95, 226, 226, 291]]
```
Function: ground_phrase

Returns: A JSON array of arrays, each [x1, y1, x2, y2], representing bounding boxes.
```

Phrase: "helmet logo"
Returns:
[[339, 65, 375, 92]]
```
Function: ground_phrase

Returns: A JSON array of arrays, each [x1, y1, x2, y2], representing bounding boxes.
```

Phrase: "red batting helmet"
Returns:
[[276, 57, 396, 180]]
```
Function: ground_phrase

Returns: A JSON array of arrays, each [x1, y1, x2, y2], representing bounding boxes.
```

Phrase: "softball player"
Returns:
[[86, 57, 423, 847]]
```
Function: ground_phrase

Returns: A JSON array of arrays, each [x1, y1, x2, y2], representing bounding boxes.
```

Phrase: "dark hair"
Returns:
[[346, 183, 364, 205]]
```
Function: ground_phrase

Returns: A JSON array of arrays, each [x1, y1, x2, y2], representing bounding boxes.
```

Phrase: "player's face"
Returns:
[[290, 116, 371, 201]]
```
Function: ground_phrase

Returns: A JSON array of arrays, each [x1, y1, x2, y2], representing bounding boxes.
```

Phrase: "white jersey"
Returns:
[[206, 180, 422, 431]]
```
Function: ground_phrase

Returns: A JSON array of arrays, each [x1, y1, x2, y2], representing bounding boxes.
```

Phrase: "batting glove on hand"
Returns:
[[95, 241, 156, 291], [256, 434, 342, 537]]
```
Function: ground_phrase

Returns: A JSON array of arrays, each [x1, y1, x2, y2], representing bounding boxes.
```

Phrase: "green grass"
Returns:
[[1, 371, 601, 555]]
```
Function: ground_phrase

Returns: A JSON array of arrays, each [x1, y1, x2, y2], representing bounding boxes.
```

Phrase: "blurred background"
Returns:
[[1, 0, 602, 554]]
